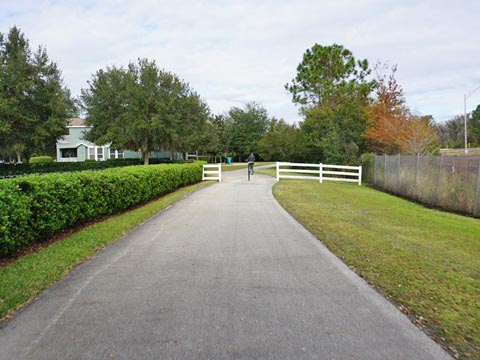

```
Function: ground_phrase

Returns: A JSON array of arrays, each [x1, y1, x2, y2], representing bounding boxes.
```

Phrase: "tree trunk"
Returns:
[[143, 146, 149, 165], [16, 151, 22, 163]]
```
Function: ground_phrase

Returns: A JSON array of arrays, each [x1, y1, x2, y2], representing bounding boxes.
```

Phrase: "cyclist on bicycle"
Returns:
[[247, 151, 255, 175]]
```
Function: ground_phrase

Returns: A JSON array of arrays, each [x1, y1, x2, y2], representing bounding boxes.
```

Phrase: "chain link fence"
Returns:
[[365, 154, 480, 217]]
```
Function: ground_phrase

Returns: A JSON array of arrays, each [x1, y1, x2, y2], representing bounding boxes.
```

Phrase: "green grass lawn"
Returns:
[[0, 181, 212, 321], [256, 167, 277, 177], [272, 180, 480, 359], [222, 162, 274, 172]]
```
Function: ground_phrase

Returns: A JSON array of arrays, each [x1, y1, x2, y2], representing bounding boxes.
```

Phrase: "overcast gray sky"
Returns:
[[1, 0, 479, 123]]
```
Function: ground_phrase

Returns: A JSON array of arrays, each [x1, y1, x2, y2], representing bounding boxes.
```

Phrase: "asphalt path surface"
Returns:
[[0, 168, 451, 359]]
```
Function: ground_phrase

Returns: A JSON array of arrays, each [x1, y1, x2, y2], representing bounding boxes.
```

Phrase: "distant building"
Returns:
[[56, 118, 174, 162]]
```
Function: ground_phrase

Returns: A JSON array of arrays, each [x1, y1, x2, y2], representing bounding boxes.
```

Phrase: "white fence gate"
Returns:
[[202, 164, 222, 182], [276, 162, 362, 185]]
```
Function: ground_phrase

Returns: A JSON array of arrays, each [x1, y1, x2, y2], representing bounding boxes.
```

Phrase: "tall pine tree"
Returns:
[[286, 44, 375, 164]]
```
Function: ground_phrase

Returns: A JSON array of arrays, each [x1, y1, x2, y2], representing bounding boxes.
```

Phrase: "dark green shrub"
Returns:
[[0, 159, 138, 177], [29, 156, 54, 163], [0, 182, 32, 255], [0, 158, 195, 178], [196, 156, 210, 162], [0, 163, 202, 257]]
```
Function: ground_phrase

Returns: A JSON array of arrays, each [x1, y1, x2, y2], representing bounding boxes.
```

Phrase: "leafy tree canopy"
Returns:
[[0, 26, 75, 161], [198, 114, 228, 161], [257, 118, 306, 162], [285, 43, 375, 111], [401, 115, 439, 155], [364, 63, 439, 155], [81, 58, 209, 164], [300, 101, 367, 164], [364, 62, 408, 154], [286, 43, 375, 164], [469, 104, 480, 147], [435, 115, 463, 149], [225, 102, 269, 161]]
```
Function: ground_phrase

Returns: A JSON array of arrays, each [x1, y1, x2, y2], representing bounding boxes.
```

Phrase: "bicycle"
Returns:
[[248, 161, 254, 181]]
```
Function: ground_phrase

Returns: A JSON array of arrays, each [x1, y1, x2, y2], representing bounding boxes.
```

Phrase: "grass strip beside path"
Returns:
[[256, 167, 277, 177], [0, 181, 212, 321], [222, 162, 274, 172], [273, 180, 480, 359]]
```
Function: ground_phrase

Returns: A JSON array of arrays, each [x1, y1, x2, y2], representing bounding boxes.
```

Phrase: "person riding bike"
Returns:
[[247, 151, 255, 175]]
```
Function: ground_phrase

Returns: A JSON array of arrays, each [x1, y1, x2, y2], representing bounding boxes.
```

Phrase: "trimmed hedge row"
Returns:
[[29, 156, 54, 163], [0, 163, 202, 257], [0, 158, 191, 178]]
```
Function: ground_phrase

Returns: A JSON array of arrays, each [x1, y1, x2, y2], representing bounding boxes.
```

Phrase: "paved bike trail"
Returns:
[[0, 170, 451, 359]]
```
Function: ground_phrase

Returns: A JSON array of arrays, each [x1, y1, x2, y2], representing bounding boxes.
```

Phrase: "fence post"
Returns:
[[473, 160, 480, 217], [276, 162, 279, 182], [383, 154, 387, 189], [414, 153, 419, 199], [319, 163, 323, 183], [395, 153, 400, 193], [218, 163, 222, 182], [397, 153, 401, 179], [358, 166, 362, 186], [434, 154, 443, 206]]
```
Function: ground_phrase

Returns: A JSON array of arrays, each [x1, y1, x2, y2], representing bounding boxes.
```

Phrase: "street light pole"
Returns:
[[464, 85, 480, 154]]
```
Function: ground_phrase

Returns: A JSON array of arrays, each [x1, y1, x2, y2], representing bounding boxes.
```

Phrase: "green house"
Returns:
[[56, 118, 174, 162]]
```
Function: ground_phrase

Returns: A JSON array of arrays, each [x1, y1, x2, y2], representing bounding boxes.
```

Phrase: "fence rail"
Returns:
[[276, 162, 362, 185], [202, 163, 222, 182], [367, 154, 480, 217]]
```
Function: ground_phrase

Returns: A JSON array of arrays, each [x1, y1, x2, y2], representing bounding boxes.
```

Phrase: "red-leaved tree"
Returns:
[[365, 62, 438, 154]]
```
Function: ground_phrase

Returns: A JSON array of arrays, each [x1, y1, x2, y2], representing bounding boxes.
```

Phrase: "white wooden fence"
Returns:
[[276, 162, 362, 185], [202, 164, 222, 182]]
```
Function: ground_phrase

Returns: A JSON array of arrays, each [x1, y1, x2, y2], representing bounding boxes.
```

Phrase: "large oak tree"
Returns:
[[81, 58, 209, 164]]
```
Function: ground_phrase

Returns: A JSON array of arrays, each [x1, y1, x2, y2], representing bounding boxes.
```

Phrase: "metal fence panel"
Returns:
[[372, 155, 480, 217]]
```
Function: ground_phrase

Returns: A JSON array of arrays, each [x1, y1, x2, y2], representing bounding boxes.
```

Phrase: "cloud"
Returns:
[[1, 0, 479, 123]]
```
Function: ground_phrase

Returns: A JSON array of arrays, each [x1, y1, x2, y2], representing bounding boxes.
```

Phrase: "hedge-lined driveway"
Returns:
[[0, 170, 451, 359]]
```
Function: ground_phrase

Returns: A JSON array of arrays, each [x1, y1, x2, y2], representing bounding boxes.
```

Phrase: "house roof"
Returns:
[[68, 118, 86, 127]]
